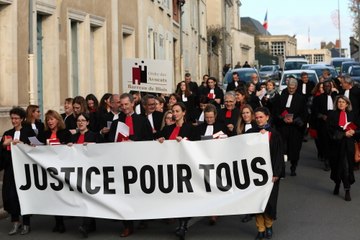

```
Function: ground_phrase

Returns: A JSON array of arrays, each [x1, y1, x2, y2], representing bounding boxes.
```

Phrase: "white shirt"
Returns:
[[135, 104, 141, 115], [344, 89, 350, 98], [302, 83, 306, 94], [204, 125, 214, 136], [286, 95, 293, 108], [327, 95, 334, 110], [14, 130, 21, 141], [198, 111, 204, 122], [182, 94, 188, 102], [147, 113, 155, 129], [245, 123, 252, 132]]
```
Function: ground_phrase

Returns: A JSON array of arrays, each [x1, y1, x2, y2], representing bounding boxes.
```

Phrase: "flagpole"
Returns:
[[338, 0, 342, 56]]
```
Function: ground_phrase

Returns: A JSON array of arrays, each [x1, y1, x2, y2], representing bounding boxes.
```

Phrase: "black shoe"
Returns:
[[8, 222, 21, 235], [265, 227, 273, 239], [20, 225, 31, 235], [255, 231, 265, 240], [79, 226, 88, 238], [345, 190, 351, 201], [241, 214, 252, 223], [175, 226, 187, 240], [333, 184, 340, 195]]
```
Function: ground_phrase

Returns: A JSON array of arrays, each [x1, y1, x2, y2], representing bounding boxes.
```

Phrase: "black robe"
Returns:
[[72, 130, 104, 143], [142, 111, 164, 139], [159, 122, 200, 141], [38, 128, 73, 145], [61, 113, 77, 131], [217, 108, 240, 136], [108, 112, 154, 142], [275, 91, 307, 170], [196, 122, 227, 137], [0, 127, 35, 215], [327, 110, 360, 187], [247, 125, 285, 219]]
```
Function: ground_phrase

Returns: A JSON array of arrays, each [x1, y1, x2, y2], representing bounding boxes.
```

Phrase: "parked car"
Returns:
[[348, 65, 360, 82], [259, 65, 281, 81], [279, 70, 319, 92], [330, 57, 354, 74], [301, 64, 338, 79], [340, 61, 360, 76], [221, 68, 259, 91], [283, 58, 309, 71]]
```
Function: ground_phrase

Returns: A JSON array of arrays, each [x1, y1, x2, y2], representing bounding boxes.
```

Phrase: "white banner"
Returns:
[[11, 134, 273, 220], [122, 58, 173, 94]]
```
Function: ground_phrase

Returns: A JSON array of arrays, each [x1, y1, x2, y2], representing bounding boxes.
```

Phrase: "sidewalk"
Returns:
[[0, 170, 7, 220]]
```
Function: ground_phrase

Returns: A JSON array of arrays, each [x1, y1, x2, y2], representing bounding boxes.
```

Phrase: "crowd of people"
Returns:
[[0, 70, 359, 240]]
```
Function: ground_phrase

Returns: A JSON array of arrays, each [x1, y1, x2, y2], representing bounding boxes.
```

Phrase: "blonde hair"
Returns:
[[44, 110, 66, 131]]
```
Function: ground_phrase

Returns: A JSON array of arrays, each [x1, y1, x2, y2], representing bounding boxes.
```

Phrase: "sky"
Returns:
[[241, 0, 354, 51]]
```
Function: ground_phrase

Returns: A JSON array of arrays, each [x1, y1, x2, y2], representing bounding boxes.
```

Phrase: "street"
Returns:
[[0, 139, 359, 240]]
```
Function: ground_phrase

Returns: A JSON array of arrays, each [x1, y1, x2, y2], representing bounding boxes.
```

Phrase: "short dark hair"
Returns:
[[10, 106, 26, 120], [185, 73, 191, 78], [120, 93, 134, 103], [254, 106, 270, 116]]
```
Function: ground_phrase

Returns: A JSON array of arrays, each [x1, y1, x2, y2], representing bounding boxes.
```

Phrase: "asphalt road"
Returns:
[[0, 139, 359, 240]]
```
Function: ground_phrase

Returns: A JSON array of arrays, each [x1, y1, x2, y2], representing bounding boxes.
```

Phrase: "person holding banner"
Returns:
[[108, 93, 153, 237], [1, 107, 36, 235], [158, 102, 200, 240], [38, 110, 73, 233], [249, 107, 284, 240], [71, 112, 103, 238], [235, 104, 256, 224], [197, 103, 226, 139]]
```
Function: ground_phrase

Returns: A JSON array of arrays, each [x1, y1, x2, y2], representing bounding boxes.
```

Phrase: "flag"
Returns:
[[263, 10, 268, 30]]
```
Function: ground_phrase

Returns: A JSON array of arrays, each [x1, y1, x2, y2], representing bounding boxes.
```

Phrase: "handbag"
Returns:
[[354, 142, 360, 162]]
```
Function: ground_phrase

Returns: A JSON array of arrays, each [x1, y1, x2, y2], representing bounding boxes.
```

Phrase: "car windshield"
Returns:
[[310, 67, 338, 78], [281, 73, 317, 85], [260, 66, 273, 71], [224, 69, 257, 84], [342, 63, 360, 73], [351, 68, 360, 76], [284, 61, 307, 70]]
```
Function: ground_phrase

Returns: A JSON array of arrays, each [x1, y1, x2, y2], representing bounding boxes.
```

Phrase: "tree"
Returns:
[[349, 0, 360, 40]]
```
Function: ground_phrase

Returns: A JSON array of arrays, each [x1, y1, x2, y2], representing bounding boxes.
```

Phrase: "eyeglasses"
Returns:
[[77, 119, 88, 123]]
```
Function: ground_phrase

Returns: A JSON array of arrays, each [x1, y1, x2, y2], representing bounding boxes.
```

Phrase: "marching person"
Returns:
[[201, 77, 224, 109], [1, 107, 36, 235], [141, 94, 164, 138], [108, 93, 153, 237], [327, 95, 359, 201], [157, 102, 200, 240], [24, 104, 44, 137], [248, 107, 284, 240], [71, 112, 103, 238], [276, 78, 307, 176], [38, 110, 73, 233]]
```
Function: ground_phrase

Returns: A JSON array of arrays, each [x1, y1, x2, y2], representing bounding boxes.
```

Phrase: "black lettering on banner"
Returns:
[[85, 167, 101, 194], [199, 164, 215, 192], [140, 165, 156, 194], [233, 160, 250, 189], [103, 167, 116, 194], [61, 167, 75, 191], [33, 164, 48, 191], [216, 163, 232, 191], [251, 157, 269, 186], [177, 164, 193, 193], [77, 167, 83, 193], [19, 164, 32, 190], [47, 167, 63, 191], [158, 165, 174, 193], [123, 166, 138, 194]]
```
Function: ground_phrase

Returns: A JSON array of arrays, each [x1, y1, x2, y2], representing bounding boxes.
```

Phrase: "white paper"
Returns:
[[28, 136, 44, 145], [114, 121, 130, 142]]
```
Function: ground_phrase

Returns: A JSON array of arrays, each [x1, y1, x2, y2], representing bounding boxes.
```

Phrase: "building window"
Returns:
[[70, 20, 79, 97], [314, 54, 323, 63], [270, 42, 285, 56]]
